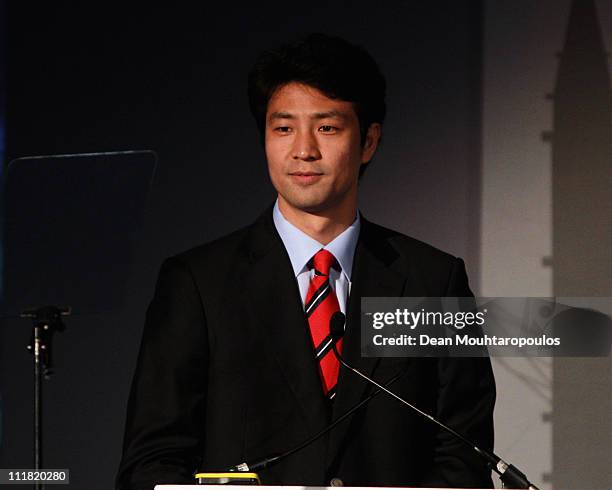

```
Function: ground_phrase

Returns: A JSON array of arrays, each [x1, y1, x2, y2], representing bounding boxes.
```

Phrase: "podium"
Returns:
[[155, 486, 491, 490]]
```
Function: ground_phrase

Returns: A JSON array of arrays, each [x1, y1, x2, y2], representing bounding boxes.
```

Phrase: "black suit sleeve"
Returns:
[[421, 258, 496, 488], [116, 257, 208, 490]]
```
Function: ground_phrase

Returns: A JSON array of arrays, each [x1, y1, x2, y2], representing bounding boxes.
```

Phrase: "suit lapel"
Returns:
[[242, 207, 329, 436], [328, 217, 408, 454]]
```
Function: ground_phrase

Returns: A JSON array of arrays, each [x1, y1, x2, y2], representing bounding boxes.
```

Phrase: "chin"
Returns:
[[283, 195, 331, 214]]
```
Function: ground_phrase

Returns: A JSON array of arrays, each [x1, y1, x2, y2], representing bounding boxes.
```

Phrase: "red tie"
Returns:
[[305, 249, 343, 399]]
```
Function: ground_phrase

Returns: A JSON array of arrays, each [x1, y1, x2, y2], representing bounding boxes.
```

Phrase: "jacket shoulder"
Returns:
[[363, 219, 457, 265], [362, 219, 471, 296], [168, 222, 253, 273]]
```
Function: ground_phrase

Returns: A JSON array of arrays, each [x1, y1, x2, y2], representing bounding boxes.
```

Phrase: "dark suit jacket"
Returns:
[[116, 207, 496, 490]]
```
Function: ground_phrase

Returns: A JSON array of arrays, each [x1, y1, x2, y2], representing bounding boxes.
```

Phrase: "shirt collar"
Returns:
[[272, 199, 360, 280]]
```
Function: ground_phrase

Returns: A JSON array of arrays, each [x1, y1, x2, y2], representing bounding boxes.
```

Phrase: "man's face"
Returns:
[[265, 82, 379, 216]]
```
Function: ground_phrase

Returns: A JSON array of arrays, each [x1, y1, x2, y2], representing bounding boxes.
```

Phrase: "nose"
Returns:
[[291, 131, 322, 161]]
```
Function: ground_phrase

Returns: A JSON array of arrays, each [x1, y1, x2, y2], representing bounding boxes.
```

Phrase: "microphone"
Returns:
[[329, 311, 540, 490]]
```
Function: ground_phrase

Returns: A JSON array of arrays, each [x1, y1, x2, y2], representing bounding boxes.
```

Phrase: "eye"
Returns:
[[319, 125, 339, 133], [274, 126, 292, 133]]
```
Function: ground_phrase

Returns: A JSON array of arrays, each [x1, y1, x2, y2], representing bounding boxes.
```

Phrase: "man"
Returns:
[[116, 34, 495, 489]]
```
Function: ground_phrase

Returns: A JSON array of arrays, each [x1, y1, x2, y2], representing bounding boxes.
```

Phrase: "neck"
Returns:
[[278, 197, 357, 245]]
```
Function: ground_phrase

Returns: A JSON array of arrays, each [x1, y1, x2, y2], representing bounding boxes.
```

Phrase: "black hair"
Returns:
[[247, 33, 386, 177]]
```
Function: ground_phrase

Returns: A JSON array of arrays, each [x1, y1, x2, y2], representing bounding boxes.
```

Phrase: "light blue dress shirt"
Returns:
[[272, 199, 360, 315]]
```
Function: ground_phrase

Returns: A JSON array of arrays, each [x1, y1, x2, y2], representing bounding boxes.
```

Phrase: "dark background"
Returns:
[[0, 3, 483, 489]]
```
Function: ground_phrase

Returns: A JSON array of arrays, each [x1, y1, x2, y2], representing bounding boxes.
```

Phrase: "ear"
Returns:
[[361, 123, 382, 164]]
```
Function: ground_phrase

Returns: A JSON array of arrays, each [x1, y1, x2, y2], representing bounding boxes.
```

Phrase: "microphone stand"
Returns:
[[230, 370, 408, 473], [22, 305, 70, 490], [329, 312, 540, 490]]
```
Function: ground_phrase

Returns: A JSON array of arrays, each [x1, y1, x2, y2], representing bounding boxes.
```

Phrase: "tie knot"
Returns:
[[311, 249, 339, 276]]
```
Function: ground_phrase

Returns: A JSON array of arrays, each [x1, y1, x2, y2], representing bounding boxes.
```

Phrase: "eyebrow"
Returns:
[[268, 110, 348, 121]]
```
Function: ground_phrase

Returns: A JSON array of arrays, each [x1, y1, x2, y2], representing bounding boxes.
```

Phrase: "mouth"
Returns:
[[288, 171, 324, 184]]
